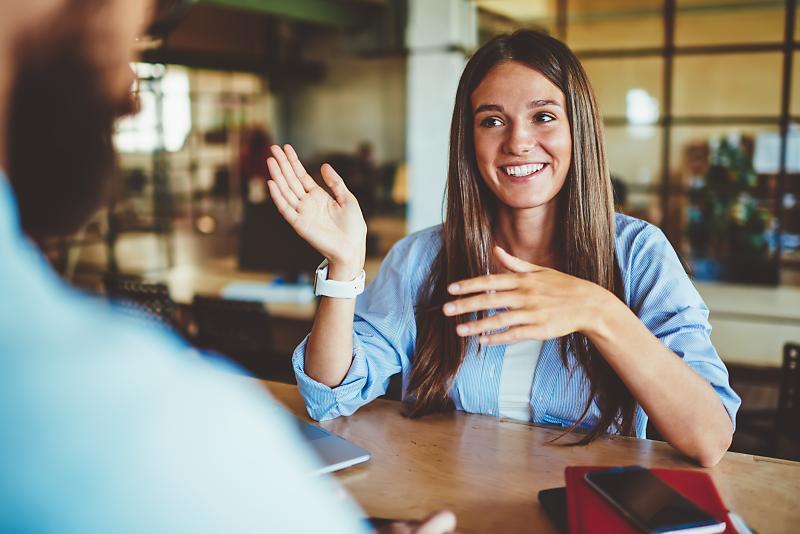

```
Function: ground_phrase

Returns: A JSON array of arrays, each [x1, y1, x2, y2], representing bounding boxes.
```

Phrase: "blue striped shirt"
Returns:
[[293, 214, 741, 438]]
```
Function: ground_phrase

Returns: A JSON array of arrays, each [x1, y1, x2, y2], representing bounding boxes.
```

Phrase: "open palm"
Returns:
[[266, 144, 367, 269]]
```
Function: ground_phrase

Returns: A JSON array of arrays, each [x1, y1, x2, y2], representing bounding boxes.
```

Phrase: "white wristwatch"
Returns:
[[314, 259, 365, 299]]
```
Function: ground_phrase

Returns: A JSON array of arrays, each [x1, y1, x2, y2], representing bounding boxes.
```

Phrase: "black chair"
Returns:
[[776, 343, 800, 442], [191, 295, 289, 381], [734, 342, 800, 460], [104, 275, 179, 333]]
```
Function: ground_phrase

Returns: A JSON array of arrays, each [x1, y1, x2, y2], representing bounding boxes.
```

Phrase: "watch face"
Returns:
[[313, 267, 321, 295], [313, 260, 329, 296]]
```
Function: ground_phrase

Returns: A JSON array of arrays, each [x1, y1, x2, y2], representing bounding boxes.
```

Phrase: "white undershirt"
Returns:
[[498, 339, 543, 421]]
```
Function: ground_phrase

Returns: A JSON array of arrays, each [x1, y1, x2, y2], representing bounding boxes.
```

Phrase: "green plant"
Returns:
[[687, 137, 770, 260]]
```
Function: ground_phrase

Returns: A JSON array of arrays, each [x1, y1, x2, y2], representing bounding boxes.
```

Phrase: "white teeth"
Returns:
[[503, 163, 545, 176]]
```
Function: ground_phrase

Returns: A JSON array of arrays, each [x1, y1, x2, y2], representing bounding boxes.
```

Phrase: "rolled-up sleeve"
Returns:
[[293, 240, 419, 420], [623, 224, 741, 428]]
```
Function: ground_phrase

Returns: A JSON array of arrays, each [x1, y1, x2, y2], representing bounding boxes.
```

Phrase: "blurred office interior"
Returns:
[[39, 0, 799, 460]]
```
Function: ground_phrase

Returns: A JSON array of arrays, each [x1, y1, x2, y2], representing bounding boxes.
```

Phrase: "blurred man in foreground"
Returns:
[[0, 1, 455, 532]]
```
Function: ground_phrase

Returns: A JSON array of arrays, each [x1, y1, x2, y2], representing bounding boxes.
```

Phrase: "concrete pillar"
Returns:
[[405, 0, 477, 233]]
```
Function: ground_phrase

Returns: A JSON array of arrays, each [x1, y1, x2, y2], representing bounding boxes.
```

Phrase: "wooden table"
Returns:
[[263, 381, 800, 534]]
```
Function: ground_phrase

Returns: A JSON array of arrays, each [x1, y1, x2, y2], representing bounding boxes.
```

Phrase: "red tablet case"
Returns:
[[565, 466, 734, 534]]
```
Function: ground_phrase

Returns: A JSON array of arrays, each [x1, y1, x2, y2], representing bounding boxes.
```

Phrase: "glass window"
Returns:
[[115, 64, 191, 153], [624, 193, 662, 225], [475, 0, 558, 41], [796, 3, 800, 42], [567, 0, 663, 51], [605, 125, 663, 224], [670, 125, 781, 263], [782, 121, 800, 268], [583, 57, 663, 118], [670, 125, 781, 179], [672, 53, 783, 117], [605, 125, 662, 187], [474, 0, 556, 23], [675, 0, 785, 46]]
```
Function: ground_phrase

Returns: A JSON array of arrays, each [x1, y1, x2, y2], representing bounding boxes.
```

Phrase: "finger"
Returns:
[[270, 145, 306, 199], [455, 310, 536, 337], [442, 291, 523, 316], [494, 246, 543, 273], [415, 510, 457, 534], [266, 180, 298, 225], [448, 273, 521, 295], [284, 144, 316, 192], [478, 325, 544, 346], [266, 157, 299, 209], [320, 163, 351, 204]]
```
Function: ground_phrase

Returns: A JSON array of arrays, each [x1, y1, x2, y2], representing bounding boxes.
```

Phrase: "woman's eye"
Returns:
[[535, 113, 555, 123], [480, 117, 503, 128]]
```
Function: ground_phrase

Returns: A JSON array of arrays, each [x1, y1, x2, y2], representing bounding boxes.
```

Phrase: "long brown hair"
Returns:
[[405, 30, 636, 443]]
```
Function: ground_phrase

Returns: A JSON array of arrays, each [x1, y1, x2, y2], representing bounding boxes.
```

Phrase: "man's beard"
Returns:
[[7, 30, 135, 240]]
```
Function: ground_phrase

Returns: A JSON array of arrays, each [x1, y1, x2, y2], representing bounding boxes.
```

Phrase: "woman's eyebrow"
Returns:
[[474, 103, 503, 114], [528, 99, 561, 108], [474, 99, 562, 114]]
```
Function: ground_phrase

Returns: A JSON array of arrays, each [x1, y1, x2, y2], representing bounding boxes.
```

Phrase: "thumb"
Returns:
[[493, 246, 541, 273], [320, 163, 350, 204]]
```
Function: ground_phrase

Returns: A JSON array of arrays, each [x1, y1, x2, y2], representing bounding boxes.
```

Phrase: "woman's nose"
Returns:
[[502, 123, 537, 155]]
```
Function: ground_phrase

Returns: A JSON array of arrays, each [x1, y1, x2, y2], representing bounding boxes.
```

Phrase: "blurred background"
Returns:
[[41, 0, 799, 459]]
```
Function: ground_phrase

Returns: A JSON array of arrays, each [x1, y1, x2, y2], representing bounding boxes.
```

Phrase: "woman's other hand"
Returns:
[[376, 510, 458, 534], [266, 144, 367, 278], [443, 246, 613, 344]]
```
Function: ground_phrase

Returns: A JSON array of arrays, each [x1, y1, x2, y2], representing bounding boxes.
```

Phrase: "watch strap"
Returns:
[[314, 259, 365, 298]]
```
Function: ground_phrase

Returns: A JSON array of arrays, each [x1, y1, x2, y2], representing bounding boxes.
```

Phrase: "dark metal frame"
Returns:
[[777, 0, 797, 263]]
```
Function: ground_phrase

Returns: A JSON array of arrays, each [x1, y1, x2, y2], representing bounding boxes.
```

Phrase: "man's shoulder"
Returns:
[[0, 229, 187, 371]]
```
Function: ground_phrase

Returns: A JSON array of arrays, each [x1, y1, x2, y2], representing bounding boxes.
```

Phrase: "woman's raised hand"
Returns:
[[266, 144, 367, 278]]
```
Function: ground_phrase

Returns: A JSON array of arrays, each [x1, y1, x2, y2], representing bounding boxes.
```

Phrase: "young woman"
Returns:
[[265, 30, 739, 467]]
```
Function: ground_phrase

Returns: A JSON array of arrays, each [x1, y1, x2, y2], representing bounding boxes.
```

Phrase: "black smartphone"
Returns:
[[538, 487, 568, 533], [584, 466, 726, 534]]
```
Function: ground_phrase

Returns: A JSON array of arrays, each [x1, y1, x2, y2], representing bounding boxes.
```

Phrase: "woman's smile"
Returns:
[[498, 162, 549, 182]]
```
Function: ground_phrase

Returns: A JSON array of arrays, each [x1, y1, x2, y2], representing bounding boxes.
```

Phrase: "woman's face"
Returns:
[[471, 60, 572, 211]]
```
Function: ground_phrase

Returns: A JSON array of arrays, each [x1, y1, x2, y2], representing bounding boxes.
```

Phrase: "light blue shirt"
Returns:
[[294, 214, 741, 438], [0, 176, 367, 533]]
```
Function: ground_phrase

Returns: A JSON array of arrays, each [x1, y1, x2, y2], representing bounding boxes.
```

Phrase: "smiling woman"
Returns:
[[407, 30, 627, 431], [268, 30, 741, 467]]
